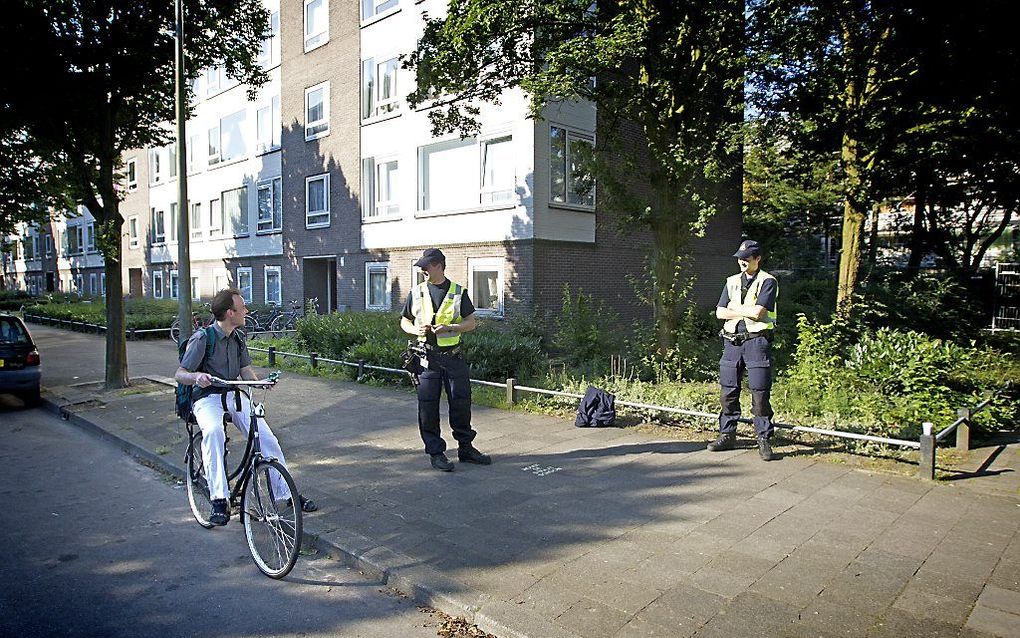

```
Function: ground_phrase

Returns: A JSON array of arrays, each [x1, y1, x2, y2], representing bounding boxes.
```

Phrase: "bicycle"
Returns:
[[268, 299, 305, 336], [183, 372, 303, 578], [170, 304, 213, 345]]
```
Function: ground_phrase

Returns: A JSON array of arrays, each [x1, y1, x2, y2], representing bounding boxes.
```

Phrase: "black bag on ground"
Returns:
[[574, 386, 616, 427]]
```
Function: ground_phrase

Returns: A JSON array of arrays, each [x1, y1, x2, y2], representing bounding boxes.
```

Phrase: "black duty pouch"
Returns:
[[401, 341, 426, 375]]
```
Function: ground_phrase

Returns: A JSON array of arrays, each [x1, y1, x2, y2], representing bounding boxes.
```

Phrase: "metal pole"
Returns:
[[956, 408, 971, 452], [918, 422, 936, 481], [174, 0, 193, 342], [506, 377, 516, 406]]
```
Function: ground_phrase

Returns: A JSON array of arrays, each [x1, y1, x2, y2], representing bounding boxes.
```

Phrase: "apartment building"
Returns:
[[5, 0, 739, 324], [2, 209, 106, 297]]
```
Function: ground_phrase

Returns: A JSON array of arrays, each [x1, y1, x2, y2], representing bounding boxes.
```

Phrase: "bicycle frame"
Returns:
[[209, 378, 278, 507]]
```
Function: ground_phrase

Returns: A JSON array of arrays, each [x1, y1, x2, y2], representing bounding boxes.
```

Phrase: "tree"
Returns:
[[405, 0, 744, 353], [1, 1, 269, 388], [748, 0, 915, 314], [0, 130, 76, 238]]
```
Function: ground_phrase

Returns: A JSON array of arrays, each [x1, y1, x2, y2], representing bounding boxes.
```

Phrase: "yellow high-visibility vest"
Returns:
[[411, 280, 464, 347], [723, 270, 778, 334]]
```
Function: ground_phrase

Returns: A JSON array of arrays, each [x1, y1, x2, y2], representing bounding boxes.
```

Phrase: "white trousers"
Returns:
[[192, 391, 291, 501]]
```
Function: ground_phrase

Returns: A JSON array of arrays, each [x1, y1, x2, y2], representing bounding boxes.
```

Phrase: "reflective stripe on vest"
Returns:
[[723, 269, 778, 334], [410, 280, 464, 347]]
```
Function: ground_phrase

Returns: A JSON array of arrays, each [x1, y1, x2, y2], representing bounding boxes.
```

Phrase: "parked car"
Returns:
[[0, 314, 41, 406]]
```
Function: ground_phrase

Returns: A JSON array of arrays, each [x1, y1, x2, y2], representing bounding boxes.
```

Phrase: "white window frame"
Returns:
[[168, 144, 177, 179], [375, 57, 400, 115], [361, 55, 401, 121], [418, 137, 477, 213], [169, 269, 180, 300], [264, 266, 282, 306], [304, 82, 330, 140], [208, 124, 221, 166], [364, 261, 391, 311], [258, 10, 281, 69], [218, 110, 248, 163], [75, 274, 83, 294], [361, 156, 400, 220], [169, 202, 178, 243], [468, 257, 505, 317], [152, 270, 164, 299], [208, 198, 222, 236], [256, 95, 282, 154], [549, 125, 596, 210], [186, 133, 200, 173], [100, 273, 106, 297], [67, 225, 84, 255], [237, 267, 253, 304], [257, 177, 283, 233], [305, 173, 330, 228], [44, 233, 53, 257], [128, 216, 139, 248], [86, 222, 96, 252], [361, 0, 400, 23], [190, 201, 203, 240], [89, 273, 97, 296], [149, 148, 163, 184], [480, 134, 515, 205], [126, 158, 137, 189], [222, 186, 249, 237], [304, 0, 329, 52], [191, 276, 200, 301]]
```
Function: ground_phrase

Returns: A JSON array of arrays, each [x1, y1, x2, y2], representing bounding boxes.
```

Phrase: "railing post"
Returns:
[[956, 408, 971, 452], [268, 346, 276, 366], [506, 377, 516, 406], [357, 359, 366, 380], [918, 421, 936, 481], [129, 328, 136, 341], [309, 352, 318, 369]]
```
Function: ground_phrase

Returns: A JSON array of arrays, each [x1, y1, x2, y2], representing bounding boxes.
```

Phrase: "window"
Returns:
[[550, 126, 595, 208], [44, 233, 53, 257], [191, 201, 203, 239], [169, 269, 179, 299], [361, 158, 399, 219], [420, 138, 476, 212], [86, 222, 96, 252], [128, 216, 139, 248], [205, 66, 223, 95], [305, 173, 330, 227], [22, 236, 35, 260], [305, 82, 330, 140], [207, 124, 219, 164], [304, 0, 328, 51], [257, 178, 283, 233], [67, 225, 83, 255], [208, 198, 222, 236], [152, 270, 164, 299], [365, 262, 390, 310], [89, 273, 97, 296], [469, 257, 504, 316], [222, 186, 248, 236], [219, 110, 247, 162], [264, 266, 282, 306], [75, 274, 83, 294], [126, 158, 137, 189], [152, 208, 166, 244], [100, 273, 106, 297], [257, 96, 281, 153], [186, 133, 199, 173], [481, 136, 514, 204], [169, 202, 178, 242], [168, 144, 177, 178], [361, 57, 400, 120], [191, 276, 200, 301], [237, 267, 253, 304], [362, 0, 398, 21], [258, 11, 281, 68], [215, 273, 227, 292], [149, 148, 163, 184]]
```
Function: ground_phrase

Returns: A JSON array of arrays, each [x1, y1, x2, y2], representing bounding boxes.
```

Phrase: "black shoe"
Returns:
[[757, 435, 774, 461], [299, 495, 318, 512], [430, 453, 455, 472], [458, 446, 492, 465], [707, 433, 736, 452], [209, 499, 229, 526]]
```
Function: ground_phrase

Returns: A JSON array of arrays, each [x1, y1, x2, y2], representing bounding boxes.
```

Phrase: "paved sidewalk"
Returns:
[[32, 326, 1020, 638]]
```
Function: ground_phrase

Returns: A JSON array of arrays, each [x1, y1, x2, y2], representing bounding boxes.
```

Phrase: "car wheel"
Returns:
[[21, 386, 41, 408]]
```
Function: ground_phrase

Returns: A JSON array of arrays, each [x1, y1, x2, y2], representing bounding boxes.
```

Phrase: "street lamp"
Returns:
[[174, 0, 193, 342]]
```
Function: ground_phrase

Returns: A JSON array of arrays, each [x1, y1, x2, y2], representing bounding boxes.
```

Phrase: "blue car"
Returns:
[[0, 314, 41, 406]]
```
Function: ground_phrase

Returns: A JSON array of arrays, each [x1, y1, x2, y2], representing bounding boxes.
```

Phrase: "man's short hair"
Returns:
[[211, 288, 242, 321]]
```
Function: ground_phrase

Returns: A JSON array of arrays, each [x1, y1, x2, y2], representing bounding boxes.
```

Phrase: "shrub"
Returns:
[[296, 311, 404, 358], [465, 326, 545, 381], [552, 284, 618, 367]]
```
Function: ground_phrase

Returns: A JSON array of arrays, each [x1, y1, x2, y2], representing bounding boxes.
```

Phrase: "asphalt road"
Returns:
[[0, 400, 448, 638]]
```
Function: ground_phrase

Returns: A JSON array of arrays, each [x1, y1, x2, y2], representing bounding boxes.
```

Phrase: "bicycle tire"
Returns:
[[268, 314, 295, 334], [241, 459, 302, 578], [170, 318, 181, 345], [243, 315, 258, 337], [185, 431, 215, 529]]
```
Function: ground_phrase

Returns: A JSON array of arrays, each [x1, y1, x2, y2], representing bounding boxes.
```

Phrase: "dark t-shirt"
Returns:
[[717, 272, 777, 333], [401, 279, 475, 349]]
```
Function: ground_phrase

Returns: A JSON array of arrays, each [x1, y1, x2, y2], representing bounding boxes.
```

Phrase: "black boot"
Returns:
[[707, 433, 736, 452], [757, 435, 773, 461], [430, 453, 455, 472], [458, 445, 492, 465]]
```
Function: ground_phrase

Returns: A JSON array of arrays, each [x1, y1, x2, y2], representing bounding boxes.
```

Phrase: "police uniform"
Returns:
[[401, 278, 478, 456]]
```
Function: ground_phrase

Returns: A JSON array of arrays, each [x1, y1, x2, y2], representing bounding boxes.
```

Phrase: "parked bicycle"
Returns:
[[170, 304, 213, 345], [183, 372, 303, 578], [268, 299, 306, 336]]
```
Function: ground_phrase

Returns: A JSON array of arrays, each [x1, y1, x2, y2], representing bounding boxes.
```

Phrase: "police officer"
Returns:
[[400, 248, 492, 471], [708, 240, 778, 461]]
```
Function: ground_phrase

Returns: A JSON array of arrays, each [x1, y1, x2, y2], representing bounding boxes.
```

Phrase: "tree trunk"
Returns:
[[651, 215, 683, 354], [905, 182, 927, 276], [104, 230, 129, 389], [836, 131, 866, 316]]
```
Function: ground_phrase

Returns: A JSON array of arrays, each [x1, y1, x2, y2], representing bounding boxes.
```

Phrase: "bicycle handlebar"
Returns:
[[208, 371, 281, 388]]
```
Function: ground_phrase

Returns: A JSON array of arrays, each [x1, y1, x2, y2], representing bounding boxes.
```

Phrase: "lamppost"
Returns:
[[174, 0, 192, 342]]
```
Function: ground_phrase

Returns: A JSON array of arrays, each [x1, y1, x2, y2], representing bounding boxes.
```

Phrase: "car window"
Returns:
[[0, 318, 29, 344]]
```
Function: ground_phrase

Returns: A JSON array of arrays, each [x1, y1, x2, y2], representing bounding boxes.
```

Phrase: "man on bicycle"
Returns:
[[175, 288, 317, 526]]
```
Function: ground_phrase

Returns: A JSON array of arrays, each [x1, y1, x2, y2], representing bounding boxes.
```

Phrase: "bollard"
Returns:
[[506, 377, 516, 406], [129, 328, 137, 341], [357, 359, 366, 380], [956, 408, 971, 452], [918, 421, 936, 481], [309, 352, 318, 369], [268, 346, 276, 366]]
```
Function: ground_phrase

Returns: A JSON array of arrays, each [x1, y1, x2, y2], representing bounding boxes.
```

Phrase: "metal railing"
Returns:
[[917, 393, 1000, 480]]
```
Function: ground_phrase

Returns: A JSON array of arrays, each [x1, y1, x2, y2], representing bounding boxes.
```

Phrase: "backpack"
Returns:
[[574, 386, 616, 427], [175, 325, 217, 421]]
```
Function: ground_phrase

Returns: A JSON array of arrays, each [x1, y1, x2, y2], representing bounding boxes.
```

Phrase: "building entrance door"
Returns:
[[128, 268, 143, 298], [302, 257, 337, 314], [45, 272, 54, 293]]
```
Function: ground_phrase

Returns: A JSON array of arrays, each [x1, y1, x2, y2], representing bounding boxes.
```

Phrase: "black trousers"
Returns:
[[417, 352, 476, 455], [719, 334, 774, 438]]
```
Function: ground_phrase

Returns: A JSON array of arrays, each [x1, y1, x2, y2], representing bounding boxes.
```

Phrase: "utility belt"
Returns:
[[719, 329, 773, 346], [423, 343, 462, 357]]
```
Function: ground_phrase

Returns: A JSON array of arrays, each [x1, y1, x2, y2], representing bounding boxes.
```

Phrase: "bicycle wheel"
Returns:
[[185, 431, 215, 529], [170, 318, 181, 345], [241, 459, 302, 578], [268, 314, 294, 336], [243, 315, 258, 338]]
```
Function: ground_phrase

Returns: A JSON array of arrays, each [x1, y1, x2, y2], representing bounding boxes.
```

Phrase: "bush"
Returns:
[[552, 284, 618, 367], [25, 297, 179, 331], [296, 311, 404, 359], [465, 326, 545, 381]]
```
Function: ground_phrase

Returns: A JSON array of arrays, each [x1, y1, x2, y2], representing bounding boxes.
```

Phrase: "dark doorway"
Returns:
[[45, 272, 54, 293], [128, 268, 143, 298], [302, 257, 337, 314]]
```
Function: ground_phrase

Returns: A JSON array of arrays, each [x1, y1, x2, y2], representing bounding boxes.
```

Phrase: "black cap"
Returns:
[[733, 240, 762, 260], [414, 248, 446, 268]]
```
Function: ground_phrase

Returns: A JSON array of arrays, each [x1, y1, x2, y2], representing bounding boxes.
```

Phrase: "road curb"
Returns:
[[40, 391, 578, 638]]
